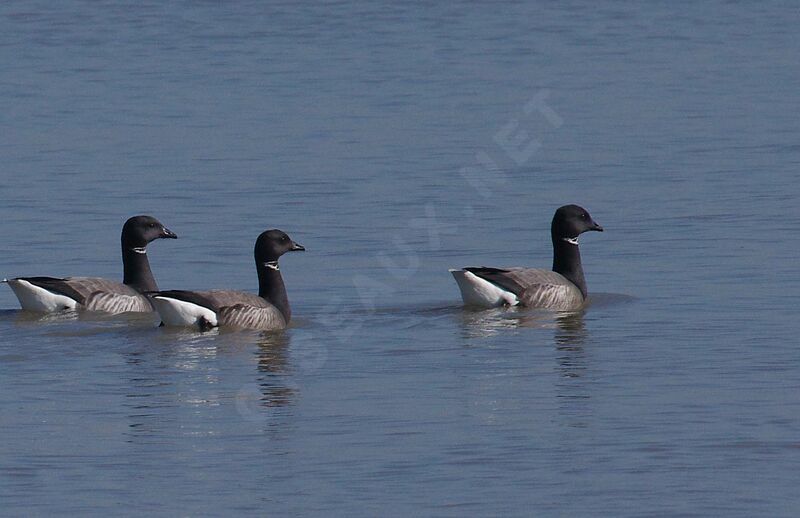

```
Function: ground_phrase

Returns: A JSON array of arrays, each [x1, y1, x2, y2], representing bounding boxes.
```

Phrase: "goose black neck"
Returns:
[[121, 246, 159, 293], [551, 235, 588, 299], [256, 261, 291, 322]]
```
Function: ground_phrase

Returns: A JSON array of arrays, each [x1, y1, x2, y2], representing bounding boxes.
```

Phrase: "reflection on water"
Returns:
[[455, 292, 632, 341], [457, 304, 587, 338], [10, 308, 80, 326], [8, 307, 159, 332], [456, 305, 595, 428], [552, 312, 593, 429], [123, 347, 179, 438], [253, 332, 295, 409], [554, 311, 587, 349], [234, 331, 298, 438], [119, 328, 300, 437]]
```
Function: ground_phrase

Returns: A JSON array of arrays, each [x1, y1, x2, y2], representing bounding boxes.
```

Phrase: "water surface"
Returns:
[[2, 1, 800, 516]]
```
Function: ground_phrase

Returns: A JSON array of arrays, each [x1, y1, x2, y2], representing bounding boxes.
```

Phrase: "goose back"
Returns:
[[464, 267, 585, 310]]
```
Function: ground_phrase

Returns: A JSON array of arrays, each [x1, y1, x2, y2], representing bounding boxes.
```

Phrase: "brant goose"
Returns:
[[450, 204, 603, 310], [152, 229, 304, 331], [3, 215, 177, 313]]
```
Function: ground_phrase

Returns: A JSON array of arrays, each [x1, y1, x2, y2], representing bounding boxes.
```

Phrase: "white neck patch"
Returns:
[[130, 247, 147, 254], [562, 237, 579, 246], [263, 261, 280, 271]]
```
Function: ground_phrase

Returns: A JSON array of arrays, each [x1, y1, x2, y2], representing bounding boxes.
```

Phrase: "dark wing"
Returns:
[[193, 290, 273, 309], [15, 276, 88, 303], [465, 267, 584, 310], [152, 290, 222, 312], [217, 304, 287, 331], [151, 289, 271, 312], [463, 267, 567, 295]]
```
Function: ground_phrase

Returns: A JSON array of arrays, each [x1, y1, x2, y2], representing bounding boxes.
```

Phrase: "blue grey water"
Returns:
[[1, 1, 799, 515]]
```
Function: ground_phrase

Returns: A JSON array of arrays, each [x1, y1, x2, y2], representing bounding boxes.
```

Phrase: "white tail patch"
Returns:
[[6, 279, 78, 312], [449, 269, 519, 308], [152, 295, 218, 328]]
